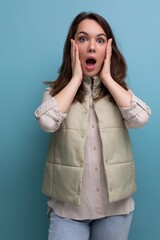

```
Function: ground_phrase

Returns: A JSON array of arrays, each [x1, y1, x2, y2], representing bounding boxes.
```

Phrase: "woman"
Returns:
[[35, 12, 151, 240]]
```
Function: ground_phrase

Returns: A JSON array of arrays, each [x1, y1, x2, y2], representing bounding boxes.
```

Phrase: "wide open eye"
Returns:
[[79, 36, 88, 42], [97, 38, 105, 44]]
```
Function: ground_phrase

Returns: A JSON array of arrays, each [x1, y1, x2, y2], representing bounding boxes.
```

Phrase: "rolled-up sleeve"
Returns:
[[34, 88, 67, 132], [119, 91, 151, 128]]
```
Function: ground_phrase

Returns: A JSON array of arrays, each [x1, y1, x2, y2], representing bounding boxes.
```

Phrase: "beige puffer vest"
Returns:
[[42, 77, 136, 206]]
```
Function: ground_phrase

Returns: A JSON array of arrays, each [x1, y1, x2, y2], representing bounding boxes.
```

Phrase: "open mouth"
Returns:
[[86, 58, 96, 67]]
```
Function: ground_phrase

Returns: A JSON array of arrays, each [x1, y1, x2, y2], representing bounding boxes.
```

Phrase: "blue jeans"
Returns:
[[48, 210, 133, 240]]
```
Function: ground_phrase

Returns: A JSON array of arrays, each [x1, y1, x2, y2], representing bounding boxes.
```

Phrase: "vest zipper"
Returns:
[[90, 78, 94, 108]]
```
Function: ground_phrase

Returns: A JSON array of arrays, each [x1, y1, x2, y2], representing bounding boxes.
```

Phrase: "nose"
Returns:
[[88, 40, 95, 53]]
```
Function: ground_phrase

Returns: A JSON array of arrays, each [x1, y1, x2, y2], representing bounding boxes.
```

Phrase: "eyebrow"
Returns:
[[78, 31, 107, 38]]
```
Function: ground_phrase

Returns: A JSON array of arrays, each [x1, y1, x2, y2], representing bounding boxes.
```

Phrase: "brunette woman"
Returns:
[[35, 12, 151, 240]]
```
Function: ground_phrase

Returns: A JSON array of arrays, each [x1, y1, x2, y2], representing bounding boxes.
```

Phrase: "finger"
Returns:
[[70, 39, 75, 62], [75, 43, 80, 63], [107, 38, 112, 58]]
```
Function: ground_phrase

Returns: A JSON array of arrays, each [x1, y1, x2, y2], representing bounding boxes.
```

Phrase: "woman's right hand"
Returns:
[[52, 40, 83, 113], [71, 39, 83, 83]]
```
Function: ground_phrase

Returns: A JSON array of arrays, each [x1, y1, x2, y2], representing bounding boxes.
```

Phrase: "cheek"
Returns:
[[100, 47, 107, 62], [76, 44, 83, 52], [98, 52, 106, 66], [77, 45, 85, 61]]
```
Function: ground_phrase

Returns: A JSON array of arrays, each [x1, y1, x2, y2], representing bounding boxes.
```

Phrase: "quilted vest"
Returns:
[[42, 77, 136, 206]]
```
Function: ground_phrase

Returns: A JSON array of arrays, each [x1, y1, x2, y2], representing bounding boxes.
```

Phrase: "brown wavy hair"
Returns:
[[47, 12, 128, 103]]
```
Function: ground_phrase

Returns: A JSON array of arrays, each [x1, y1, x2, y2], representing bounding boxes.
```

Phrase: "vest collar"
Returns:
[[83, 75, 101, 90]]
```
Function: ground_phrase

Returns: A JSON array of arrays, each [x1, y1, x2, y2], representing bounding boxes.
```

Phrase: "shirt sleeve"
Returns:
[[34, 88, 67, 132], [119, 90, 151, 129]]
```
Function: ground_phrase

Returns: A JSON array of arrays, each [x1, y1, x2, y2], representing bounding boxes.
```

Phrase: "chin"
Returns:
[[84, 71, 99, 78], [85, 73, 94, 78]]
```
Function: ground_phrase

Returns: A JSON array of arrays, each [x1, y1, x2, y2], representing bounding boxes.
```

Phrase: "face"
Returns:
[[74, 19, 107, 77]]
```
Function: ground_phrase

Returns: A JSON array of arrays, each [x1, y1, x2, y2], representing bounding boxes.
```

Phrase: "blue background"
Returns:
[[0, 0, 159, 239]]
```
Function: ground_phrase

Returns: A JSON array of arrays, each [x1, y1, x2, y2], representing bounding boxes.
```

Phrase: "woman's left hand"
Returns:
[[100, 38, 112, 83], [99, 38, 132, 107]]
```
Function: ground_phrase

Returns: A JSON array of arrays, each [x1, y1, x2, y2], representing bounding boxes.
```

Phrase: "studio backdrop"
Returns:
[[0, 0, 159, 239]]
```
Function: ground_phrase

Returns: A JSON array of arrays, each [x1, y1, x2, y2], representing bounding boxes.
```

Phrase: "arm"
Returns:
[[34, 88, 67, 132], [100, 39, 151, 128], [35, 40, 83, 132], [119, 91, 151, 128]]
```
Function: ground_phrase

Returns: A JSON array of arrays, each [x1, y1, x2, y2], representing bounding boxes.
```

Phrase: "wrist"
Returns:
[[101, 75, 113, 86], [71, 77, 82, 86]]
